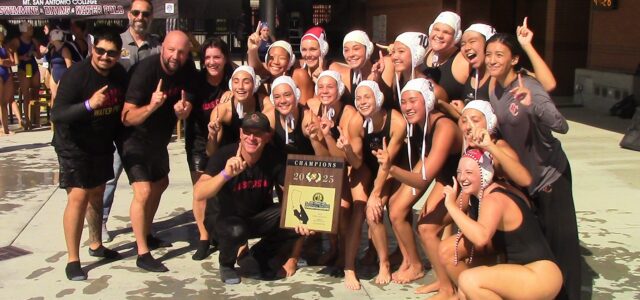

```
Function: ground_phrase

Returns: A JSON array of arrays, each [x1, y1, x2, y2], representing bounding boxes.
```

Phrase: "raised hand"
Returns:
[[369, 50, 386, 81], [516, 17, 533, 47], [335, 126, 351, 152], [509, 73, 531, 106], [88, 85, 109, 110], [373, 137, 391, 172], [443, 176, 459, 211], [208, 107, 222, 141], [223, 142, 248, 178], [319, 106, 334, 137], [174, 90, 192, 119], [304, 114, 323, 142], [247, 21, 261, 50], [149, 79, 166, 112], [466, 116, 494, 149]]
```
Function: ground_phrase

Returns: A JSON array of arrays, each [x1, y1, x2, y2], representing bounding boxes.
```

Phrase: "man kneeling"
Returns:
[[194, 112, 299, 284]]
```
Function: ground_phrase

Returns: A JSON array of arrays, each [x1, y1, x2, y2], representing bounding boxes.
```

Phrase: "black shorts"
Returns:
[[57, 154, 114, 189], [121, 147, 170, 183], [185, 133, 209, 172]]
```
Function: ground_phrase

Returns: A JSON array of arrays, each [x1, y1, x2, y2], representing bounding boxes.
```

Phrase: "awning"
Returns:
[[0, 0, 178, 19]]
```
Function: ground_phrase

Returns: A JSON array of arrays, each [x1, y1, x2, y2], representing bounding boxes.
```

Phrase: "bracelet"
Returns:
[[220, 169, 232, 181], [84, 100, 93, 112]]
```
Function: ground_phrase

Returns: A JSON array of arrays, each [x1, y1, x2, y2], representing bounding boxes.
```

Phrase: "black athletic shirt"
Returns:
[[121, 54, 197, 150], [51, 59, 128, 157], [490, 187, 557, 265], [421, 49, 465, 101], [363, 109, 392, 175], [185, 69, 233, 154], [205, 143, 285, 217], [274, 104, 314, 156]]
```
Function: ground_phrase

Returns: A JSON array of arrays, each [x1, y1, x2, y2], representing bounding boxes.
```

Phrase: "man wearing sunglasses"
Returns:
[[101, 0, 162, 244], [120, 30, 197, 272], [51, 31, 128, 281]]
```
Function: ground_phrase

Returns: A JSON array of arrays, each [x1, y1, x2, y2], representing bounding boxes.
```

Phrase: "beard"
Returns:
[[162, 56, 182, 73], [129, 20, 149, 35]]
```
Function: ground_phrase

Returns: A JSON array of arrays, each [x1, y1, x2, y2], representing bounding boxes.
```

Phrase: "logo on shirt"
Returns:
[[509, 102, 519, 117]]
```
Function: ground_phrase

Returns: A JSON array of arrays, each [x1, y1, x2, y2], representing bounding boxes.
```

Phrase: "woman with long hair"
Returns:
[[45, 28, 73, 107], [486, 32, 580, 300]]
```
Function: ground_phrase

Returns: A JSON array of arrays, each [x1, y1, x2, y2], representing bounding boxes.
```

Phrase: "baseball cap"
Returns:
[[241, 112, 271, 132]]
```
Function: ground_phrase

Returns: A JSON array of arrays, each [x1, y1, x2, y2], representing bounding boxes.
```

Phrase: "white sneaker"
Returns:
[[102, 223, 113, 243]]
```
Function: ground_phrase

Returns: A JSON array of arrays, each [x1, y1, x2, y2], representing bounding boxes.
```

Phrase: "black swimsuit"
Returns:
[[490, 187, 557, 265], [462, 69, 490, 103], [408, 116, 459, 185], [274, 104, 314, 155], [220, 95, 261, 146], [421, 49, 465, 100], [363, 109, 392, 175]]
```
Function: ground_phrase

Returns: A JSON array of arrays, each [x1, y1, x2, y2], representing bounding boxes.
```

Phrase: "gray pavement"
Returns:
[[0, 107, 639, 299]]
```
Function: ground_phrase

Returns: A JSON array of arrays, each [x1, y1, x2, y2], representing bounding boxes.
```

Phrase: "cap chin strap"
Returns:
[[236, 102, 244, 119], [395, 74, 416, 195], [421, 114, 428, 181], [353, 70, 362, 86], [474, 68, 479, 100], [363, 117, 374, 134], [285, 113, 295, 144]]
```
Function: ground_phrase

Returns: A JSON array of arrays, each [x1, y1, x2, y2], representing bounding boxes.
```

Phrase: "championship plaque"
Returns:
[[280, 154, 345, 234]]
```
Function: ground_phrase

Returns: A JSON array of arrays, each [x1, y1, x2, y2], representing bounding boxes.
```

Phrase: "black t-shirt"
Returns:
[[122, 54, 197, 150], [51, 59, 128, 157], [185, 69, 232, 153], [205, 143, 285, 218]]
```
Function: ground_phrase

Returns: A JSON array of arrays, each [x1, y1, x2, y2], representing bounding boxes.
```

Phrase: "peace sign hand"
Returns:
[[516, 17, 534, 47], [509, 73, 532, 106], [465, 116, 494, 150], [335, 126, 351, 152], [373, 136, 391, 172], [304, 115, 323, 142], [208, 107, 222, 141]]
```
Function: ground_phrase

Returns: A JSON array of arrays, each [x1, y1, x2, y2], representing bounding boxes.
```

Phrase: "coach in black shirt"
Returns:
[[51, 31, 127, 281], [194, 112, 298, 284], [120, 30, 195, 272]]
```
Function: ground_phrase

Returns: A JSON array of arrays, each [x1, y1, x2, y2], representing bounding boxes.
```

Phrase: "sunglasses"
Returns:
[[130, 10, 151, 18], [95, 47, 119, 58]]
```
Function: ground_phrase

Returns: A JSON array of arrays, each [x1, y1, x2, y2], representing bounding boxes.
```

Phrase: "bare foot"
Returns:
[[280, 258, 298, 277], [0, 130, 14, 136], [374, 262, 391, 285], [426, 290, 455, 300], [391, 260, 409, 281], [392, 264, 424, 284], [344, 270, 361, 290], [415, 280, 440, 294]]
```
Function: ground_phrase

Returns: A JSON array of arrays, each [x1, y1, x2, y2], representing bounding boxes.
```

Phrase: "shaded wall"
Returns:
[[588, 0, 640, 73]]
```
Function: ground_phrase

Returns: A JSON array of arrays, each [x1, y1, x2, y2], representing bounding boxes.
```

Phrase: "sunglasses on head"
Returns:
[[95, 47, 119, 58], [130, 10, 151, 17]]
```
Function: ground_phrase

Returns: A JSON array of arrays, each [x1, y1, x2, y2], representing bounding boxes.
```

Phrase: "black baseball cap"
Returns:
[[241, 112, 271, 132]]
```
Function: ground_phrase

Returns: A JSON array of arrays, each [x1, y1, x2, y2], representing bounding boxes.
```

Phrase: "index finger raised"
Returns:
[[518, 73, 524, 88], [255, 21, 261, 34], [236, 141, 243, 157], [97, 85, 109, 94], [382, 136, 387, 151], [156, 79, 163, 92], [523, 17, 528, 29]]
